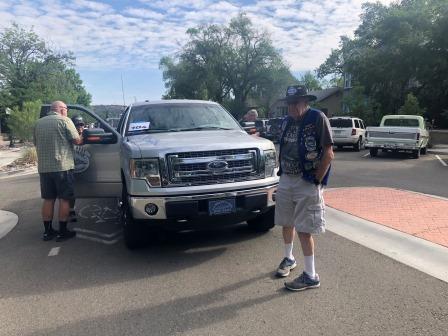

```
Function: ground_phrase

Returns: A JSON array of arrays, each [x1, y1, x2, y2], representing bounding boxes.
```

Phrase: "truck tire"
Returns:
[[411, 149, 421, 159], [247, 208, 275, 233], [353, 137, 362, 152], [370, 148, 378, 157], [121, 189, 146, 250], [421, 147, 427, 155]]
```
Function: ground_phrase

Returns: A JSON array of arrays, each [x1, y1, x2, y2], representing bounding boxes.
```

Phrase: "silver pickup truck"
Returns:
[[48, 100, 278, 248], [365, 115, 430, 159]]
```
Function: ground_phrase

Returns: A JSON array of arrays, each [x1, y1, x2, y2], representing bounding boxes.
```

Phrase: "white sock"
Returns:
[[284, 243, 294, 260], [304, 255, 316, 278]]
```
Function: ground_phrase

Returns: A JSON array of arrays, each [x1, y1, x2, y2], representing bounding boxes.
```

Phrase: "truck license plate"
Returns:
[[208, 198, 236, 216]]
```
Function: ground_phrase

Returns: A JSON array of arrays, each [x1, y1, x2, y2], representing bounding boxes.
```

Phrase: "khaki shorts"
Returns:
[[274, 174, 326, 234]]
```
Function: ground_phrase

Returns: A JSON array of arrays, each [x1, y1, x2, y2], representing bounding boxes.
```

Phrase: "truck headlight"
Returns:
[[264, 150, 277, 177], [130, 159, 161, 187]]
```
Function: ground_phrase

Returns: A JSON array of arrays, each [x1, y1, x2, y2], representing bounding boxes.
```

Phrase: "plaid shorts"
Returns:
[[274, 174, 326, 234]]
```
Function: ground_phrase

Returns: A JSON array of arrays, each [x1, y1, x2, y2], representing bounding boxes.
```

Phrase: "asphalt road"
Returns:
[[0, 149, 447, 336]]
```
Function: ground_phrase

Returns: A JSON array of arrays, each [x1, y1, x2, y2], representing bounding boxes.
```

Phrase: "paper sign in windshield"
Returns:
[[129, 122, 150, 131]]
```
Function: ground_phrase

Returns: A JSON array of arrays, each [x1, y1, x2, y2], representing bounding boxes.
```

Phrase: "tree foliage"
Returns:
[[0, 24, 91, 109], [318, 0, 448, 126], [160, 14, 295, 117], [398, 93, 425, 116], [8, 100, 41, 142]]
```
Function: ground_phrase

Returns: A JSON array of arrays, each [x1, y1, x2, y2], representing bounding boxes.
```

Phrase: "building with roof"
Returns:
[[268, 87, 343, 118]]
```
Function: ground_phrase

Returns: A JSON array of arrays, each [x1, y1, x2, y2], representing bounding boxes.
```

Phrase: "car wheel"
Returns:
[[337, 145, 343, 150], [421, 147, 427, 155], [121, 190, 146, 250], [247, 208, 275, 233], [411, 149, 421, 159], [370, 148, 378, 157], [353, 138, 361, 152]]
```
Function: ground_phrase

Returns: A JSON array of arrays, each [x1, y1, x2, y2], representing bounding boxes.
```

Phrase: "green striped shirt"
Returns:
[[33, 112, 80, 173]]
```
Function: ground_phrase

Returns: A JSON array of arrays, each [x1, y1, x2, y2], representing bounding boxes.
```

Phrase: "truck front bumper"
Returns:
[[128, 184, 277, 225]]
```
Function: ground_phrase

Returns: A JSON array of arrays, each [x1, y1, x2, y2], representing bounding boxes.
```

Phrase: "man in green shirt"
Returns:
[[33, 101, 83, 241]]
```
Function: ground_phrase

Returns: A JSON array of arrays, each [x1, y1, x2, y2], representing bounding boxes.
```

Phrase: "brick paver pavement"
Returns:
[[324, 187, 448, 248]]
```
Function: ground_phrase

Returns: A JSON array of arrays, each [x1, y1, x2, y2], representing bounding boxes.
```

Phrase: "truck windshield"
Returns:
[[126, 103, 241, 135], [383, 118, 419, 127], [329, 119, 352, 128]]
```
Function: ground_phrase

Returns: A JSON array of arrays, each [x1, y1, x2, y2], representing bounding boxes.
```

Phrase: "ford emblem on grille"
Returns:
[[207, 160, 228, 172]]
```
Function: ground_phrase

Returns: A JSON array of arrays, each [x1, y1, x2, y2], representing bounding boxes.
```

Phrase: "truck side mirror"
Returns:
[[83, 128, 117, 144]]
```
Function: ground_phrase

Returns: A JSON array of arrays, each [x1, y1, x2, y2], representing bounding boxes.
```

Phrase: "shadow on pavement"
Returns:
[[0, 197, 271, 299], [26, 272, 284, 336]]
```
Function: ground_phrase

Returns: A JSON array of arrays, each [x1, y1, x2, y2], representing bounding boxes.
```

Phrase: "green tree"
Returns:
[[7, 100, 41, 142], [0, 24, 91, 109], [299, 71, 322, 91], [398, 93, 425, 116], [160, 14, 294, 117], [317, 0, 448, 126]]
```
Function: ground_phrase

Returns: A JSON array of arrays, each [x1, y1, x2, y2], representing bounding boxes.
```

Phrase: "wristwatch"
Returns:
[[313, 178, 321, 186]]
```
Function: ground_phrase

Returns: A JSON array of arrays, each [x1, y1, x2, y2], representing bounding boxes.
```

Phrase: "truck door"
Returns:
[[62, 105, 122, 198]]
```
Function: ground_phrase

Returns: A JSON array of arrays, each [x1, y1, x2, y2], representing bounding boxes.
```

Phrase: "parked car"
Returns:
[[106, 117, 121, 129], [365, 114, 430, 158], [329, 116, 366, 151], [43, 101, 279, 249], [266, 117, 284, 143], [255, 119, 269, 138], [240, 121, 259, 135]]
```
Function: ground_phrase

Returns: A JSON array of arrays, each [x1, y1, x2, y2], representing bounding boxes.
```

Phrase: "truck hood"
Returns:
[[126, 130, 274, 158]]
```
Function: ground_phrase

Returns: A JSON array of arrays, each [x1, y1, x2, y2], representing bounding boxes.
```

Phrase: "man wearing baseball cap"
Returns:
[[275, 85, 334, 291]]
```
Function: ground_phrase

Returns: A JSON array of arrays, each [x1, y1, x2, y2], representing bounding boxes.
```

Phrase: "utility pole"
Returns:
[[121, 74, 126, 107]]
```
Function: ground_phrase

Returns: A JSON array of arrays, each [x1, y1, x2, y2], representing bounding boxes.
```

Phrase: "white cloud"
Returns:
[[0, 0, 398, 71]]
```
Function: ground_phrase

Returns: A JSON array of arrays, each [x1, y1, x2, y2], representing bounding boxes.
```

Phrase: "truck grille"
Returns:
[[368, 131, 416, 140], [167, 149, 260, 186]]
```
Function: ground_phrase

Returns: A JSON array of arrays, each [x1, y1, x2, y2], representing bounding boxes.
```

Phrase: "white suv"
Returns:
[[329, 117, 366, 151]]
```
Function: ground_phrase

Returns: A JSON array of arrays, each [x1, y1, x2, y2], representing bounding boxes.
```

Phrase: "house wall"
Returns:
[[314, 91, 343, 117]]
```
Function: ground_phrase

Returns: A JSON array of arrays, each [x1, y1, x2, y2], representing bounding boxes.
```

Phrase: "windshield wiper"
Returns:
[[176, 126, 234, 131], [127, 128, 181, 135]]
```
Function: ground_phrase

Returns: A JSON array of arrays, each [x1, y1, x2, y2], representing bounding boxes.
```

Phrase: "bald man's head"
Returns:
[[51, 101, 68, 116]]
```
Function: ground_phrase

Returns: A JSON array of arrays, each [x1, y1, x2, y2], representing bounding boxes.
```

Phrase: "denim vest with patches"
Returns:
[[277, 108, 331, 186]]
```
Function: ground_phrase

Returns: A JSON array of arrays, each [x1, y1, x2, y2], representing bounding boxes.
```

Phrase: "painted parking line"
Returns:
[[48, 247, 60, 257], [435, 155, 447, 167], [362, 153, 370, 158]]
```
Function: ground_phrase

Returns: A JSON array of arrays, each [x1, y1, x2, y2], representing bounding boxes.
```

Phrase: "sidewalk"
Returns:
[[0, 142, 37, 178], [325, 187, 448, 247]]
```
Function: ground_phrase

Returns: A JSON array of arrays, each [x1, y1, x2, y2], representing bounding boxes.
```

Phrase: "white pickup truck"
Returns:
[[365, 115, 430, 158]]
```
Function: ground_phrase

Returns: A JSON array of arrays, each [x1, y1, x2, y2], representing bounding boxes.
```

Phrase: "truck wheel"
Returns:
[[121, 190, 146, 250], [369, 148, 378, 157], [337, 145, 343, 150], [411, 149, 421, 159], [421, 147, 427, 155], [353, 138, 362, 152], [247, 208, 275, 233]]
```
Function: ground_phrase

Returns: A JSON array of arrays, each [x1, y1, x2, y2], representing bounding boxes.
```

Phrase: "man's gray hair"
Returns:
[[247, 109, 258, 117]]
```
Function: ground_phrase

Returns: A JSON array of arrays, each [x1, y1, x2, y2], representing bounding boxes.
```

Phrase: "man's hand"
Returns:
[[315, 144, 334, 182]]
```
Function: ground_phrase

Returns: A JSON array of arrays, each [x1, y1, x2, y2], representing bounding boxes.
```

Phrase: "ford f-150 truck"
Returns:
[[365, 115, 430, 158], [43, 100, 279, 249]]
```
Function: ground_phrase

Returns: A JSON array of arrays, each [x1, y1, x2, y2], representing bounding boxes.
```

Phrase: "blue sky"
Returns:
[[0, 0, 394, 105]]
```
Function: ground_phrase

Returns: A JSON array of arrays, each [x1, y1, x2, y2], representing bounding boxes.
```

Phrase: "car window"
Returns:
[[354, 119, 360, 128], [126, 103, 241, 135], [383, 118, 419, 127], [329, 119, 352, 128], [360, 120, 365, 129]]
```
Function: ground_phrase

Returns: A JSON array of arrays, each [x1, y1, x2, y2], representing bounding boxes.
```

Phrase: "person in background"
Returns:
[[68, 115, 86, 223], [33, 101, 82, 241]]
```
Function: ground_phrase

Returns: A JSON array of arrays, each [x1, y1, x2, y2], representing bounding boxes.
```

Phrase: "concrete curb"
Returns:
[[326, 207, 448, 283], [0, 167, 37, 179], [0, 210, 18, 240]]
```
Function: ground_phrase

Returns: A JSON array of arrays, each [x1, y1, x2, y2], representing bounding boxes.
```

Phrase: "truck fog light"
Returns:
[[145, 203, 158, 215]]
